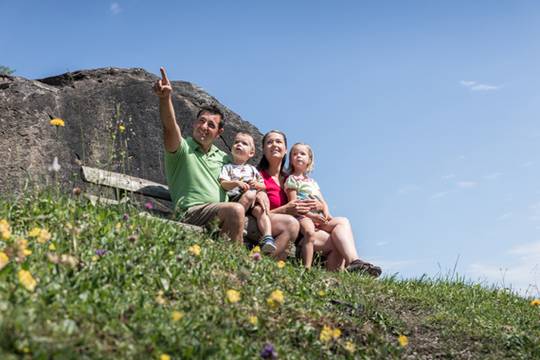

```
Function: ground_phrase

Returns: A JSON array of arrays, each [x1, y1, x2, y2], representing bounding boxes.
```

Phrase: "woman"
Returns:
[[258, 130, 382, 276]]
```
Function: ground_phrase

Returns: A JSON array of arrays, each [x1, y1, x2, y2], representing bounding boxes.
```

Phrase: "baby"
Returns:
[[220, 132, 276, 254]]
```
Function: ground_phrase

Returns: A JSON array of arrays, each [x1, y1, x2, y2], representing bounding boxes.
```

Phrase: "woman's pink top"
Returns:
[[260, 169, 288, 210]]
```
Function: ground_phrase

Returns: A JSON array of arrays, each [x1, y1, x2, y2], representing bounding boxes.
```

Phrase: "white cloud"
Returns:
[[469, 241, 540, 297], [484, 172, 502, 180], [460, 80, 502, 92], [457, 181, 477, 188], [376, 241, 388, 247], [110, 2, 122, 14], [442, 174, 456, 180], [521, 161, 534, 168], [430, 191, 449, 199]]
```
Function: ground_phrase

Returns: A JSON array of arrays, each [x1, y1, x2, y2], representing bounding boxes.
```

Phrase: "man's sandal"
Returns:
[[346, 259, 382, 278]]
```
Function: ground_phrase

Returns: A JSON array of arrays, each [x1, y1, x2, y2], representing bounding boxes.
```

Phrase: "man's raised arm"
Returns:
[[153, 67, 182, 153]]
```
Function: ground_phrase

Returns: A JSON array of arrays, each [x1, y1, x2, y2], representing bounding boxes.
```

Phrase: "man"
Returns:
[[153, 67, 245, 243]]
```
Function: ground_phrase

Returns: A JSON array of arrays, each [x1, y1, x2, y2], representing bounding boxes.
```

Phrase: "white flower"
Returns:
[[48, 156, 61, 172]]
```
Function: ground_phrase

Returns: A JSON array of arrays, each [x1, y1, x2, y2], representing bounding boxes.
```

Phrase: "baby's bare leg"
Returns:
[[299, 217, 317, 269], [255, 191, 270, 214], [252, 204, 272, 237], [237, 190, 256, 212]]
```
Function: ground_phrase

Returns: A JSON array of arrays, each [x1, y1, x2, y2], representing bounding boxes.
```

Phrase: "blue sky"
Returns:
[[2, 1, 540, 296]]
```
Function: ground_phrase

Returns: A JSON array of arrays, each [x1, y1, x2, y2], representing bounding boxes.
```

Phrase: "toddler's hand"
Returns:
[[236, 181, 250, 192]]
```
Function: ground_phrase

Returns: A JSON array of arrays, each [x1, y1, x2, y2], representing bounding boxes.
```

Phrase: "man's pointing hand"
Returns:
[[153, 67, 172, 98]]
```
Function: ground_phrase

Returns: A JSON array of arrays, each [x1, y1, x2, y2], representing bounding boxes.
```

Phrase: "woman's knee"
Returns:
[[333, 216, 350, 227]]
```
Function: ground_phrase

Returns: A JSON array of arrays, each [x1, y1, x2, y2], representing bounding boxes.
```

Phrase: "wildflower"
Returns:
[[344, 341, 356, 353], [248, 315, 258, 326], [226, 289, 241, 303], [0, 219, 11, 240], [188, 244, 201, 256], [319, 325, 341, 342], [72, 187, 82, 196], [48, 157, 61, 172], [250, 245, 261, 255], [28, 228, 41, 238], [144, 201, 154, 210], [530, 299, 540, 306], [17, 239, 32, 259], [37, 229, 51, 244], [18, 269, 37, 292], [266, 289, 285, 308], [277, 260, 286, 269], [260, 342, 277, 359], [91, 256, 98, 262], [160, 354, 171, 360], [156, 291, 166, 305], [119, 124, 126, 133], [171, 310, 184, 321], [398, 334, 409, 347], [252, 252, 261, 261], [49, 118, 65, 127], [318, 290, 326, 297], [95, 249, 107, 257], [0, 251, 9, 270], [122, 213, 129, 221], [128, 234, 139, 243], [115, 222, 121, 231], [48, 243, 56, 251]]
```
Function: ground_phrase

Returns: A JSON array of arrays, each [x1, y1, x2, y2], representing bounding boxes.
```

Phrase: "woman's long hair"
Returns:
[[257, 130, 288, 173]]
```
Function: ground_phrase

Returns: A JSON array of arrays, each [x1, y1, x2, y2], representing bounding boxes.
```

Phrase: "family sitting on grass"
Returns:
[[154, 67, 381, 276]]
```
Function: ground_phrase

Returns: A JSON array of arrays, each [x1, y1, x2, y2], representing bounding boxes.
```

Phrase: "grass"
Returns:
[[1, 190, 539, 359]]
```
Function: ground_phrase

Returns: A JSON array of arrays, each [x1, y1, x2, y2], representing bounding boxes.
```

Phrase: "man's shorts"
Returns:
[[181, 203, 222, 227]]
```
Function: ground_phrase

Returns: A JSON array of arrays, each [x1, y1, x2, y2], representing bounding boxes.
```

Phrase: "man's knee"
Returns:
[[221, 202, 245, 222]]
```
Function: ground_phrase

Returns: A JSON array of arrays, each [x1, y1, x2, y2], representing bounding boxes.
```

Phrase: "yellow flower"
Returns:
[[530, 299, 540, 306], [92, 256, 98, 262], [160, 354, 171, 360], [119, 124, 126, 133], [226, 289, 241, 303], [344, 341, 356, 353], [0, 251, 9, 270], [332, 328, 341, 339], [318, 290, 326, 297], [18, 269, 37, 292], [277, 260, 286, 269], [48, 243, 56, 251], [171, 310, 184, 321], [28, 227, 41, 238], [156, 291, 166, 305], [37, 229, 51, 244], [188, 244, 201, 256], [267, 289, 285, 308], [319, 325, 333, 342], [250, 246, 261, 255], [398, 335, 409, 347], [49, 118, 65, 127], [115, 222, 121, 231], [17, 239, 32, 258], [248, 315, 258, 326], [0, 219, 11, 240]]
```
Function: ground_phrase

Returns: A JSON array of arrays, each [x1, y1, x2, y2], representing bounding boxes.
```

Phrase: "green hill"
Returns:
[[1, 191, 539, 359]]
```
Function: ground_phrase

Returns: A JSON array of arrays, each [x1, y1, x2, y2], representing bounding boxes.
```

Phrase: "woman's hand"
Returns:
[[285, 200, 312, 216]]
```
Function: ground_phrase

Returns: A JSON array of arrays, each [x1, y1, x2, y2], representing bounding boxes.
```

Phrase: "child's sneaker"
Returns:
[[261, 235, 277, 255]]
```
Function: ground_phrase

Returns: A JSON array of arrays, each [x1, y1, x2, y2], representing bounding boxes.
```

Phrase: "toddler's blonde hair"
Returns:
[[288, 143, 314, 174]]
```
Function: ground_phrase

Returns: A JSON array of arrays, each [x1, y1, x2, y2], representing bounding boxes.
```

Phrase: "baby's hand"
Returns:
[[248, 179, 259, 190], [236, 181, 250, 192]]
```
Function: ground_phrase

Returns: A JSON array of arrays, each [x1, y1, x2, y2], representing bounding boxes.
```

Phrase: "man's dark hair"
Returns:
[[197, 105, 225, 129], [257, 130, 288, 172]]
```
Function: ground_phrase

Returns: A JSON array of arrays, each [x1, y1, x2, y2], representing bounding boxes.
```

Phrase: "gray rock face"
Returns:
[[0, 68, 262, 194]]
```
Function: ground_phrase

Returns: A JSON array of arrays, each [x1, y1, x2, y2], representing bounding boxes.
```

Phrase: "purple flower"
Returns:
[[260, 343, 277, 359], [122, 213, 129, 221], [252, 252, 261, 261], [95, 249, 107, 256], [144, 201, 154, 210]]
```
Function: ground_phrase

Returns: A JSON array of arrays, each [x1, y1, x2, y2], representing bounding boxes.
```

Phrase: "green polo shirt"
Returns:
[[164, 136, 229, 211]]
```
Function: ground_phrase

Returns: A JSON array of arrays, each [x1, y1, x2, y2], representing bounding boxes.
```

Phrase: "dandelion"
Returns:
[[226, 289, 241, 303], [0, 251, 9, 270], [37, 229, 51, 244], [0, 219, 11, 240], [398, 334, 409, 347], [318, 290, 326, 297], [119, 124, 126, 133], [171, 310, 184, 321], [266, 289, 285, 309], [277, 260, 286, 269], [115, 222, 122, 231], [17, 239, 32, 259], [48, 157, 61, 172], [260, 343, 277, 359], [48, 243, 56, 251], [344, 341, 356, 353], [160, 354, 171, 360], [28, 228, 41, 238], [250, 245, 261, 255], [92, 256, 98, 262], [332, 328, 341, 339], [530, 299, 540, 306], [188, 244, 201, 256], [18, 269, 37, 292], [252, 252, 261, 261], [49, 118, 65, 127], [319, 325, 333, 342], [248, 315, 258, 326]]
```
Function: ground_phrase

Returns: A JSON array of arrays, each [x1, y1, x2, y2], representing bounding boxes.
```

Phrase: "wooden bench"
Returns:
[[80, 165, 204, 232]]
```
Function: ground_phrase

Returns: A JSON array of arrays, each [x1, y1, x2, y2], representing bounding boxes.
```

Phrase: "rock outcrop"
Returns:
[[0, 68, 262, 194]]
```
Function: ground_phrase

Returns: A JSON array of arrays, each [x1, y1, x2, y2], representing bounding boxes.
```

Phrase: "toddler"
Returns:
[[285, 143, 335, 269], [220, 132, 276, 254]]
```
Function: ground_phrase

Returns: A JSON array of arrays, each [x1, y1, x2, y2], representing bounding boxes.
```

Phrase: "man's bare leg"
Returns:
[[216, 202, 245, 243]]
